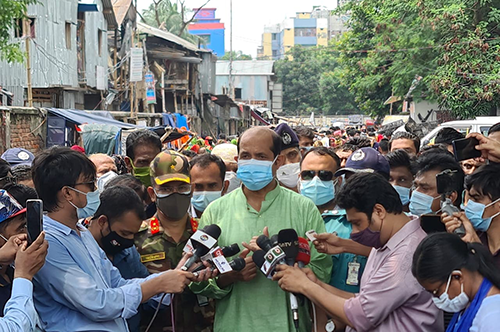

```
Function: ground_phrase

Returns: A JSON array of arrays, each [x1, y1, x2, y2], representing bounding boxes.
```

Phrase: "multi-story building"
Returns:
[[188, 8, 225, 56], [257, 6, 348, 59]]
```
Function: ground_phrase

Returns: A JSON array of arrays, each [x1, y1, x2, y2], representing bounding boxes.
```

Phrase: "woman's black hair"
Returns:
[[412, 232, 500, 289]]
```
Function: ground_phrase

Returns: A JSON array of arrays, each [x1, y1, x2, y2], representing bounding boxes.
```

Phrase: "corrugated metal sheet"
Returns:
[[216, 60, 274, 75], [137, 22, 203, 53], [101, 0, 118, 28], [198, 52, 216, 94], [84, 0, 109, 89], [216, 76, 269, 101]]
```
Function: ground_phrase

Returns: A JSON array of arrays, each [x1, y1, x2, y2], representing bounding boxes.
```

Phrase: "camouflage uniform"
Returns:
[[135, 150, 215, 332]]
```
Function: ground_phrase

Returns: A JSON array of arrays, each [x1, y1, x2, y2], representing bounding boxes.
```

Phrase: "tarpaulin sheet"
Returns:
[[47, 108, 142, 129]]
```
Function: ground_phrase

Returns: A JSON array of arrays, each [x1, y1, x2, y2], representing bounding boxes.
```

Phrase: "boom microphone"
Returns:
[[182, 224, 221, 271]]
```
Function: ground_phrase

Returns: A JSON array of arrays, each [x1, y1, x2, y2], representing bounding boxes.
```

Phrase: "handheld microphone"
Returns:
[[221, 243, 240, 258], [256, 234, 274, 251], [182, 224, 221, 271], [297, 237, 311, 268], [278, 229, 300, 330], [192, 256, 246, 275], [270, 234, 279, 247]]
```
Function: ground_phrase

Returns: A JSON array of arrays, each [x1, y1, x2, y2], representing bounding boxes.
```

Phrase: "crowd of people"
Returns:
[[0, 120, 500, 331]]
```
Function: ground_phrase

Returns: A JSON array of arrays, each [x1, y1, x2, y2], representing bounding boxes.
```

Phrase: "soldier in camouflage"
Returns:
[[135, 150, 215, 332]]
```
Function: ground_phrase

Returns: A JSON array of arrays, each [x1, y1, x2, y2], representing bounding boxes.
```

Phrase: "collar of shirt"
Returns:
[[480, 232, 500, 257], [45, 216, 86, 236], [240, 180, 282, 215], [380, 216, 421, 251]]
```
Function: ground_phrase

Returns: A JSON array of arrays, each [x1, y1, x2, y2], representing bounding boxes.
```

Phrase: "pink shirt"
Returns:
[[344, 217, 443, 332]]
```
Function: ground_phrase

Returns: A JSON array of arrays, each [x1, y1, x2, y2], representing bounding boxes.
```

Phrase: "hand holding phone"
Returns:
[[26, 199, 43, 245], [452, 137, 482, 161]]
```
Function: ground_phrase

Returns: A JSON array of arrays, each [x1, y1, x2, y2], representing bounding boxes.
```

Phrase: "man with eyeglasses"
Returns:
[[31, 147, 209, 332], [135, 150, 217, 332], [299, 147, 370, 293]]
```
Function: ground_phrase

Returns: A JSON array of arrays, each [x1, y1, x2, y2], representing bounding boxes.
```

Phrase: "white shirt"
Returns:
[[470, 294, 500, 332]]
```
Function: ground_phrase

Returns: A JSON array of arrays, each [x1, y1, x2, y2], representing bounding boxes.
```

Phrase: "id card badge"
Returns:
[[346, 260, 360, 286], [197, 295, 209, 307]]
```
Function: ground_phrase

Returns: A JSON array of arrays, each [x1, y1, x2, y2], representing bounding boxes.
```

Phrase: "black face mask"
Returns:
[[156, 193, 191, 221], [144, 202, 156, 219], [101, 223, 135, 256]]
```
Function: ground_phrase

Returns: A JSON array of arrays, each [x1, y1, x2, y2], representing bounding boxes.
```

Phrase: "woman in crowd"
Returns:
[[412, 232, 500, 331]]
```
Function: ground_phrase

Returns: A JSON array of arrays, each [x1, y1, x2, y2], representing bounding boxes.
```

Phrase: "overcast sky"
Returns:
[[137, 0, 338, 57]]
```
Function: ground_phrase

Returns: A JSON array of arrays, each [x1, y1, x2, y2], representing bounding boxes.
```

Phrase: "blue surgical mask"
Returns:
[[465, 198, 500, 232], [393, 185, 411, 205], [409, 191, 439, 216], [68, 187, 101, 219], [299, 177, 336, 206], [237, 158, 276, 191], [191, 191, 222, 212]]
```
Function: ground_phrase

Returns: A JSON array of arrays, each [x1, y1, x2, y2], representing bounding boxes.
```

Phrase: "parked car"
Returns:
[[421, 117, 500, 148]]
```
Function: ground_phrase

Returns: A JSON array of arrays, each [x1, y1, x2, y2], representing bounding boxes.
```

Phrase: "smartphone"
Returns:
[[305, 230, 318, 242], [26, 199, 43, 244], [452, 137, 481, 161], [420, 214, 446, 234]]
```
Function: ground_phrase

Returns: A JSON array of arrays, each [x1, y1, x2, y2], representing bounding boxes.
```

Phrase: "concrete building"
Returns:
[[188, 8, 225, 56], [257, 6, 348, 59]]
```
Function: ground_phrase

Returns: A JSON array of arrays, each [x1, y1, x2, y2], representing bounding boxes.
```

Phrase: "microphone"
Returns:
[[270, 234, 279, 247], [192, 256, 246, 275], [278, 229, 300, 330], [297, 237, 311, 268], [221, 243, 240, 258], [256, 234, 274, 251], [182, 224, 221, 271]]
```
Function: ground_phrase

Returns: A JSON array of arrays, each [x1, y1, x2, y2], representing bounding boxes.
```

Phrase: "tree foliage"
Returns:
[[219, 51, 252, 60], [141, 0, 210, 44], [334, 0, 500, 119], [0, 0, 37, 63], [274, 46, 359, 116]]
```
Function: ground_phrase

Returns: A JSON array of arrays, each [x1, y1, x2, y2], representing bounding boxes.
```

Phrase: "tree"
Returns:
[[141, 0, 210, 44], [274, 46, 359, 115], [0, 0, 37, 63], [334, 0, 500, 119], [219, 51, 252, 60]]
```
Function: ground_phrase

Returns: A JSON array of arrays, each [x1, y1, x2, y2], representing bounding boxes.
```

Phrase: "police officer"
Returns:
[[135, 150, 215, 332]]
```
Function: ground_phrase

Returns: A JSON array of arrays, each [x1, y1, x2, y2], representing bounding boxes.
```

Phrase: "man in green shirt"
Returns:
[[191, 127, 332, 332]]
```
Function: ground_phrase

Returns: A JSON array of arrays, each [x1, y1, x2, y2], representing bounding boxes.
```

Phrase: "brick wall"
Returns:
[[0, 107, 46, 155]]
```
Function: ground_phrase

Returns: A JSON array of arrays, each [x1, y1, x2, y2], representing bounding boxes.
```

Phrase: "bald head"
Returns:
[[89, 153, 117, 178], [238, 127, 282, 159]]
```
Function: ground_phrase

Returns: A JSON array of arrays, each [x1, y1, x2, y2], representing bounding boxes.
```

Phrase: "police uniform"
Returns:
[[323, 209, 368, 293]]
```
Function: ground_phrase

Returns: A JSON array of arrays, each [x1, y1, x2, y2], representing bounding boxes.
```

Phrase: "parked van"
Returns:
[[421, 117, 500, 148]]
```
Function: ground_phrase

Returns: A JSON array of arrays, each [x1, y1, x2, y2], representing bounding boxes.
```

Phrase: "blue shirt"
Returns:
[[323, 209, 368, 293], [33, 215, 170, 332], [0, 278, 38, 332], [113, 247, 150, 332]]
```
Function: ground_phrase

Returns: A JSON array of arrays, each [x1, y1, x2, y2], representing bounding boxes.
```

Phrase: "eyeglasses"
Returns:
[[155, 184, 192, 197], [0, 176, 16, 185], [300, 170, 334, 182], [74, 180, 97, 191]]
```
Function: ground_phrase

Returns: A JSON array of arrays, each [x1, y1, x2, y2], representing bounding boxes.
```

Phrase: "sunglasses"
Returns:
[[300, 170, 334, 182]]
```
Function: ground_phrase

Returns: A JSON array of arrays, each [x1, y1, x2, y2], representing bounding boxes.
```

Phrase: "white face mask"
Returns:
[[432, 270, 469, 312], [225, 171, 242, 193], [277, 162, 300, 188]]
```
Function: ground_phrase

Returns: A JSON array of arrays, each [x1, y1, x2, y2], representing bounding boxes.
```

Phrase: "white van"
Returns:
[[420, 117, 500, 147]]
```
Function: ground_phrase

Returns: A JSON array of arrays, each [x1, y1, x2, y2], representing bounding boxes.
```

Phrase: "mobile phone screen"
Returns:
[[420, 214, 446, 234], [452, 137, 481, 161], [26, 199, 43, 244]]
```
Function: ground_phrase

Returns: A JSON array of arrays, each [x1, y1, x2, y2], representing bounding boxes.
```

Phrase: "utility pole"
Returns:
[[25, 19, 33, 107], [228, 0, 234, 99]]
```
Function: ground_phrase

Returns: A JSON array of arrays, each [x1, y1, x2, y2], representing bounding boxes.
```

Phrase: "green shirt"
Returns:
[[190, 183, 332, 332]]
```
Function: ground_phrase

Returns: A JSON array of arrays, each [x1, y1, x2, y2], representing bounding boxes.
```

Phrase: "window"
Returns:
[[272, 50, 278, 57], [98, 29, 103, 56], [13, 17, 35, 38], [14, 19, 23, 38], [65, 22, 71, 49], [272, 33, 277, 40], [235, 88, 242, 100], [294, 28, 317, 37]]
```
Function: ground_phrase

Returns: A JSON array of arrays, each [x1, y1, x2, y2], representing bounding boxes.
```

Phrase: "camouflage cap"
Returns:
[[150, 150, 190, 185]]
